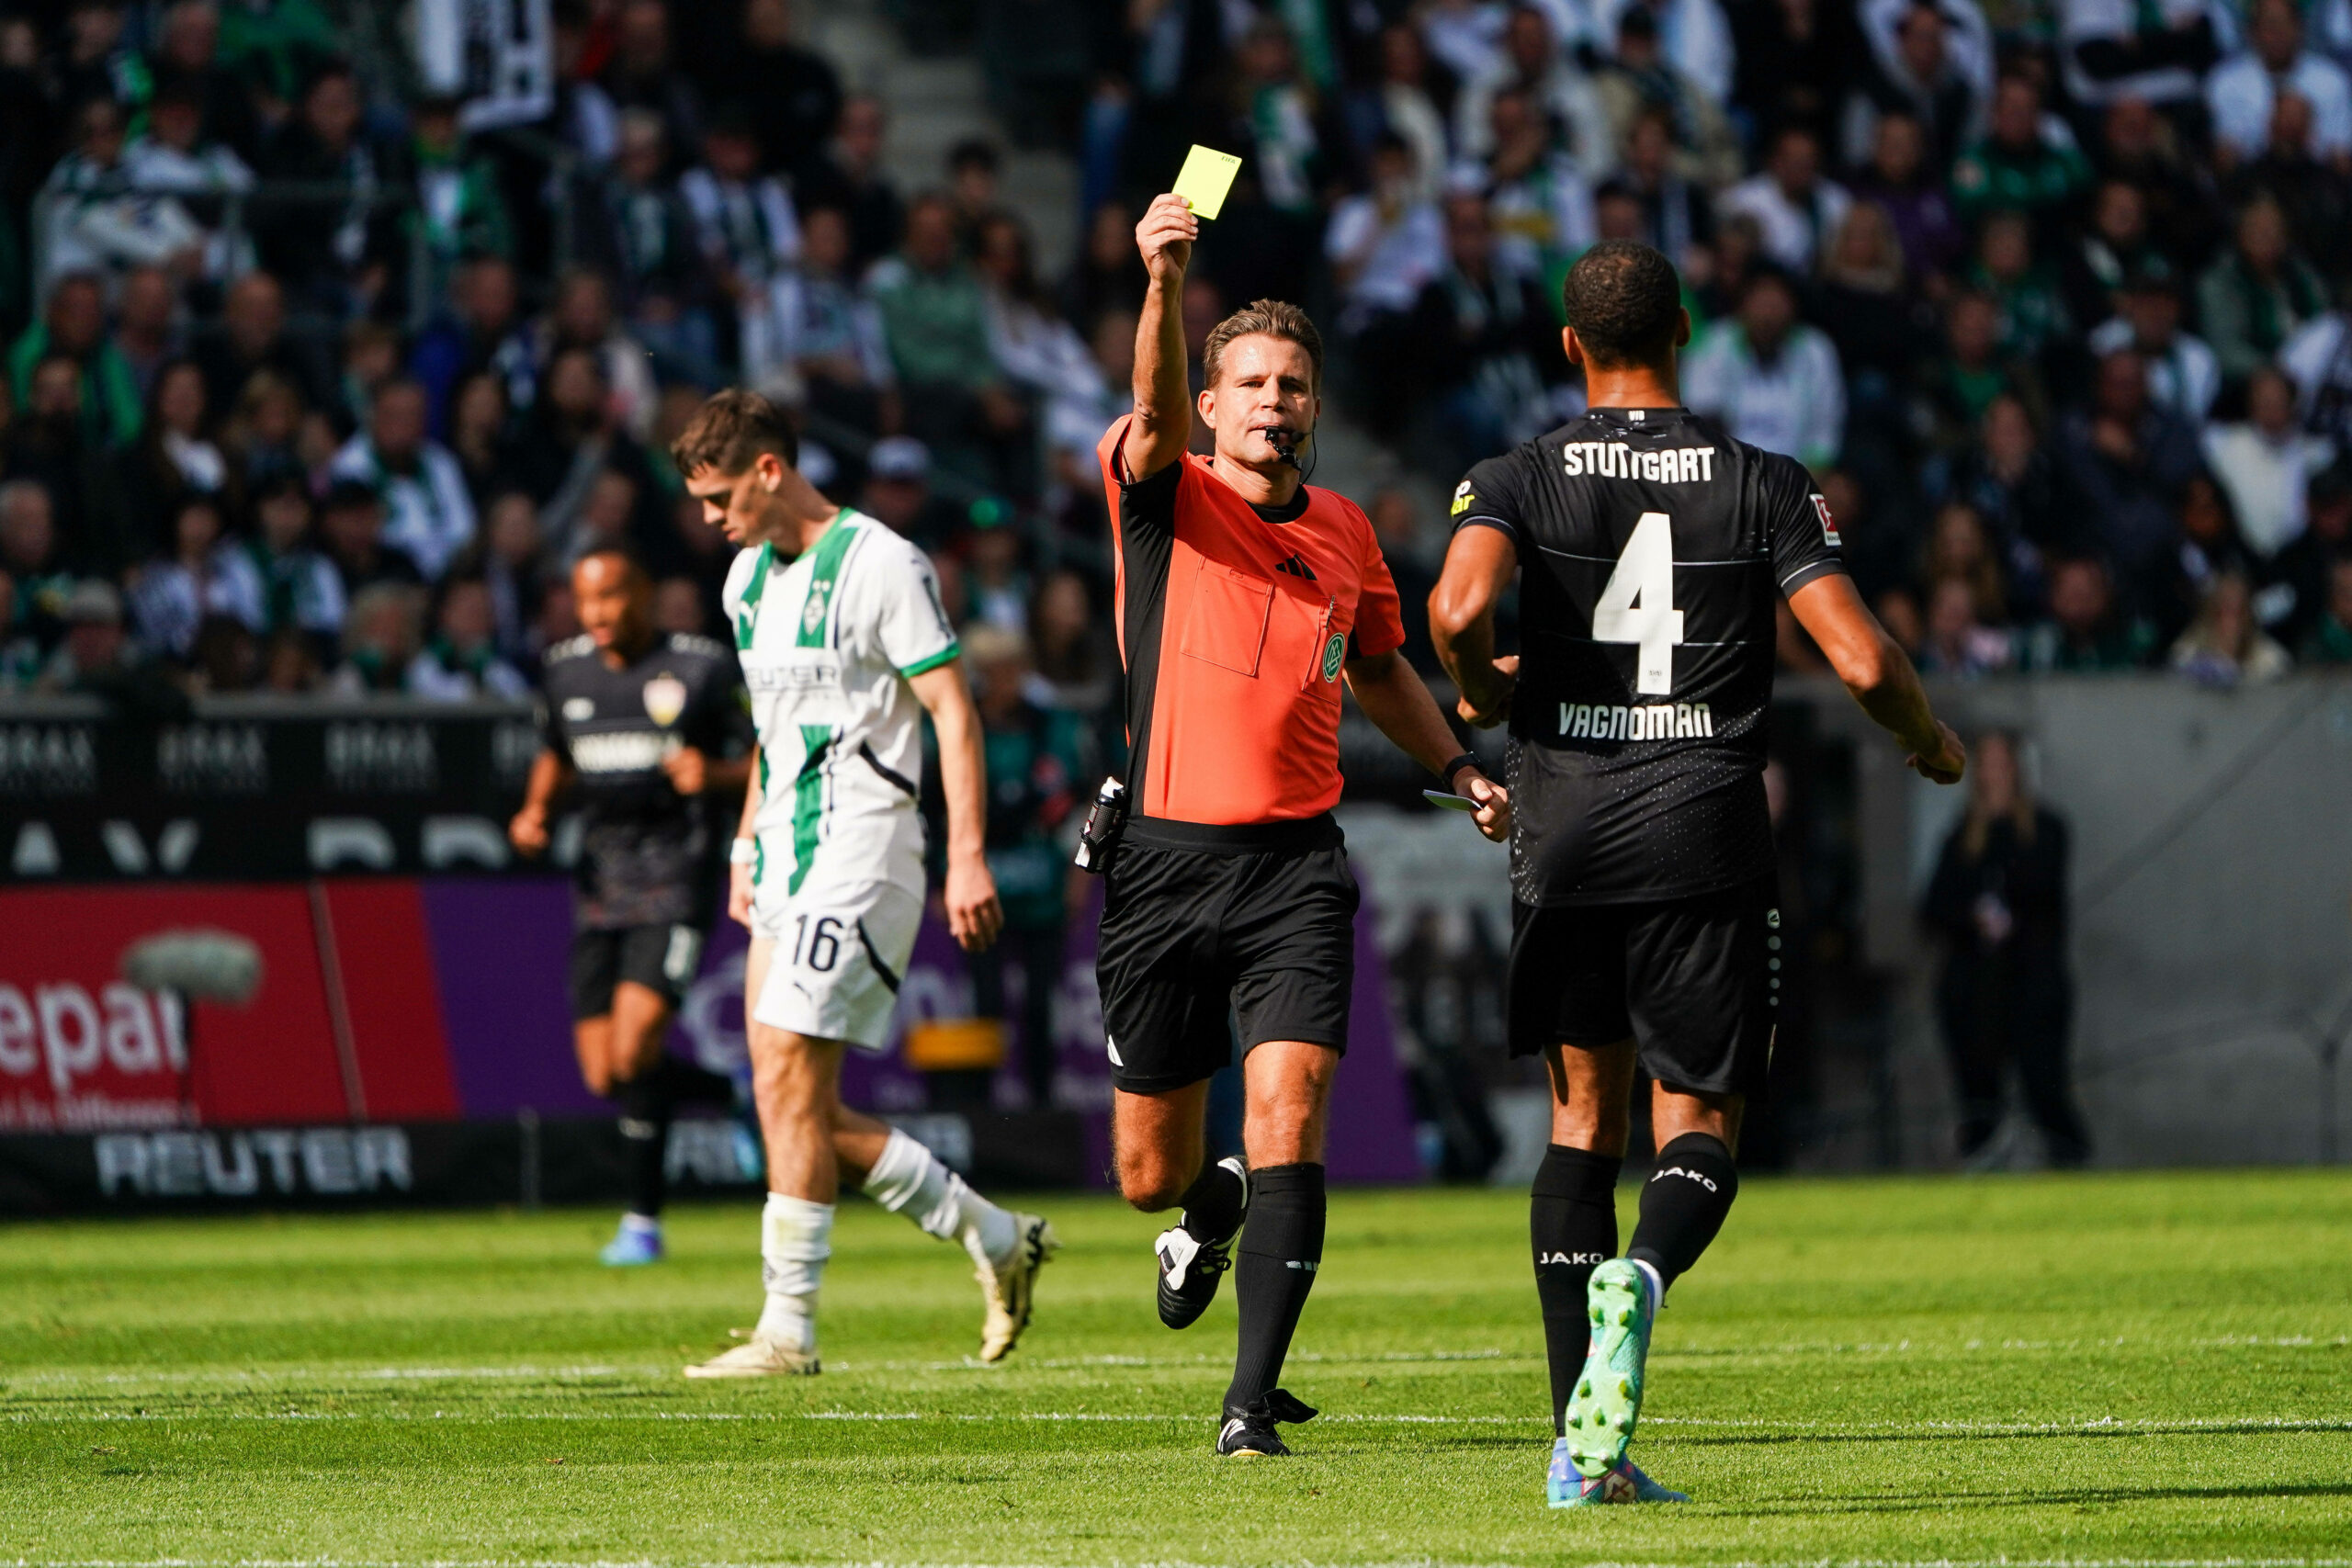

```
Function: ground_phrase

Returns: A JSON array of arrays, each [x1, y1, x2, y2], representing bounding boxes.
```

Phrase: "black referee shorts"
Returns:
[[1096, 814, 1359, 1094], [1506, 874, 1780, 1098], [569, 921, 707, 1021]]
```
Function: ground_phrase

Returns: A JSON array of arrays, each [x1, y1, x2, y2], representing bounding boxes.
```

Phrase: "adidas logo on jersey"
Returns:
[[1560, 701, 1715, 740], [1273, 553, 1317, 581]]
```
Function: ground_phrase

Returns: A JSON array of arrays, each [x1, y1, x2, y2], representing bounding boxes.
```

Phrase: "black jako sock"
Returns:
[[1626, 1132, 1739, 1291], [1531, 1143, 1623, 1434], [1178, 1157, 1246, 1240], [1223, 1162, 1325, 1409], [612, 1073, 670, 1219]]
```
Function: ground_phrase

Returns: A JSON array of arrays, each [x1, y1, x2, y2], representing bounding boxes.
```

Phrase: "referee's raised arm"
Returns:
[[1124, 194, 1201, 483]]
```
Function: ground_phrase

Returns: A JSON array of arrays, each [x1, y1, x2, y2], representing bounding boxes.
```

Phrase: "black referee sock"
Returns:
[[612, 1072, 671, 1220], [1627, 1132, 1740, 1292], [1224, 1162, 1325, 1410], [1178, 1158, 1246, 1241], [1531, 1144, 1623, 1435]]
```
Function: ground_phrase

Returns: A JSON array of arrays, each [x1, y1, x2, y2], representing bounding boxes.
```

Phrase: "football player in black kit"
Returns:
[[1430, 241, 1967, 1507], [510, 547, 758, 1265]]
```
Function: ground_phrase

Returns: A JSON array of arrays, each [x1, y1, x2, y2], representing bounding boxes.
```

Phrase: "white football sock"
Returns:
[[757, 1192, 832, 1354], [862, 1127, 1020, 1269]]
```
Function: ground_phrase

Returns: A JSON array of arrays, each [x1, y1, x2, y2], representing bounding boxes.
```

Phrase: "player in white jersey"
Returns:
[[669, 391, 1057, 1377]]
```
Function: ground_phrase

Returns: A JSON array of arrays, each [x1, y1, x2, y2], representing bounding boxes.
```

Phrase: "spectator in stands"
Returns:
[[743, 204, 896, 431], [1923, 729, 2088, 1169], [2061, 0, 2225, 110], [254, 62, 393, 316], [1849, 110, 1964, 285], [2172, 570, 2292, 682], [121, 360, 227, 554], [537, 269, 659, 442], [1920, 288, 2048, 454], [56, 0, 142, 125], [1477, 87, 1599, 299], [682, 107, 803, 321], [2019, 553, 2158, 670], [127, 494, 262, 661], [2057, 347, 2203, 625], [1717, 123, 1850, 271], [960, 621, 1085, 1111], [1683, 266, 1846, 470], [39, 578, 165, 708], [1843, 0, 1987, 174], [1935, 393, 2064, 575], [2204, 366, 2335, 559], [2234, 91, 2352, 267], [801, 93, 903, 276], [1951, 73, 2091, 243], [194, 270, 330, 416], [2086, 268, 2218, 423], [1328, 132, 1447, 340], [390, 95, 513, 319], [469, 489, 547, 665], [1348, 24, 1449, 208], [2302, 554, 2352, 661], [330, 580, 425, 695], [1970, 209, 2069, 367], [1918, 574, 2017, 675], [1615, 108, 1715, 267], [1730, 0, 1863, 147], [5, 353, 127, 568], [40, 96, 209, 293], [112, 266, 183, 403], [1059, 198, 1149, 337], [512, 346, 661, 558], [601, 0, 703, 158], [1607, 0, 1736, 103], [946, 138, 1005, 254], [1815, 200, 1937, 408], [1598, 6, 1739, 189], [243, 474, 344, 649], [1408, 192, 1561, 472], [1455, 5, 1615, 173], [412, 255, 537, 439], [329, 379, 476, 581], [406, 575, 527, 699], [2198, 196, 2327, 383], [2061, 180, 2162, 334], [152, 0, 263, 163], [721, 0, 842, 181], [10, 272, 141, 450], [2208, 0, 2352, 170], [858, 435, 959, 551], [867, 192, 1027, 491], [445, 373, 519, 506], [1026, 568, 1115, 716], [0, 480, 74, 649], [120, 77, 257, 280], [590, 110, 714, 369], [317, 478, 423, 597]]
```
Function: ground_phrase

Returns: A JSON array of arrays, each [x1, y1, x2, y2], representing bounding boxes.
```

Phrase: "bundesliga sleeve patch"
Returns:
[[1811, 493, 1841, 547], [1451, 480, 1475, 516]]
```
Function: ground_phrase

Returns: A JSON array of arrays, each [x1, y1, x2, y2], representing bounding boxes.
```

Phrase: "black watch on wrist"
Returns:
[[1440, 753, 1482, 794]]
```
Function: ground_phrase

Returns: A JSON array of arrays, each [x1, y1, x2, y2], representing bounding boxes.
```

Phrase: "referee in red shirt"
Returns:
[[1096, 193, 1508, 1458]]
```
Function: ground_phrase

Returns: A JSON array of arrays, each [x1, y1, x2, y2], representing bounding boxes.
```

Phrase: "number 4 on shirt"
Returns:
[[1592, 511, 1683, 695]]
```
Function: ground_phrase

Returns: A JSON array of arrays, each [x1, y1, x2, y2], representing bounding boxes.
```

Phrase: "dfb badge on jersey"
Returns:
[[641, 672, 687, 728], [1811, 493, 1841, 547], [1321, 632, 1347, 682]]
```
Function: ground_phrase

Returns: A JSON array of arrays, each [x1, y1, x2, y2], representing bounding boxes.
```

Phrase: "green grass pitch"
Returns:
[[4, 1170, 2349, 1565]]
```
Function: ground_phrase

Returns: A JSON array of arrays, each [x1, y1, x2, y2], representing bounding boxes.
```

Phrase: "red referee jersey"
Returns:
[[1099, 417, 1407, 826]]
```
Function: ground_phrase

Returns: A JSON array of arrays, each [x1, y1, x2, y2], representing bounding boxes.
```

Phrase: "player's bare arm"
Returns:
[[508, 748, 572, 856], [910, 660, 1005, 953], [1343, 649, 1510, 843], [1125, 193, 1198, 482], [1786, 574, 1966, 784], [661, 744, 752, 797], [1430, 524, 1521, 728]]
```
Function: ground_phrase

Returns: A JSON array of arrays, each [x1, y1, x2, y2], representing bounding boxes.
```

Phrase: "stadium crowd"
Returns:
[[5, 0, 2352, 718]]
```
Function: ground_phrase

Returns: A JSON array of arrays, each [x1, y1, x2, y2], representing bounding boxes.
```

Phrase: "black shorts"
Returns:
[[569, 921, 707, 1021], [1506, 874, 1779, 1097], [1095, 815, 1359, 1094]]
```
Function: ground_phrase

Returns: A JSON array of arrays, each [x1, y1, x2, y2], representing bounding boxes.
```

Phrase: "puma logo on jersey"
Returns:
[[1537, 1250, 1607, 1266], [1273, 553, 1317, 581], [1561, 701, 1714, 740], [1563, 442, 1716, 482], [1652, 1165, 1720, 1191]]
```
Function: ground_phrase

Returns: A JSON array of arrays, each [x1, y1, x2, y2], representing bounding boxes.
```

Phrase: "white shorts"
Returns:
[[750, 874, 922, 1054]]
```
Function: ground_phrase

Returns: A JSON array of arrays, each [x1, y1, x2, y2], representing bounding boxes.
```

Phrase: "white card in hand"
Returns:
[[1423, 789, 1479, 812]]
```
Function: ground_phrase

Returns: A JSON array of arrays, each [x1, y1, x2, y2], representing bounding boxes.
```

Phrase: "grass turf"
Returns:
[[2, 1171, 2349, 1565]]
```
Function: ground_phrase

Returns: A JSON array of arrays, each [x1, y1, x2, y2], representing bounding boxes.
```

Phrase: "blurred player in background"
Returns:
[[510, 547, 755, 1266], [672, 391, 1057, 1376], [1432, 240, 1965, 1507]]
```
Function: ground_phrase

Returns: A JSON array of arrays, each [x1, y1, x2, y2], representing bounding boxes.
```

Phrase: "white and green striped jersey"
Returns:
[[722, 507, 959, 897]]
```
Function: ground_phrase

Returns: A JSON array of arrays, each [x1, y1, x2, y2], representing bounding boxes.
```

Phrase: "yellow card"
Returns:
[[1172, 145, 1243, 220]]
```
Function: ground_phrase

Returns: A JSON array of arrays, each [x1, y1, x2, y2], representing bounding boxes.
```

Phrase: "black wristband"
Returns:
[[1440, 752, 1481, 793]]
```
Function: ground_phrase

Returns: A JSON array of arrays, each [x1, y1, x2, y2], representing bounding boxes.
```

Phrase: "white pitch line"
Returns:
[[7, 1558, 2352, 1568]]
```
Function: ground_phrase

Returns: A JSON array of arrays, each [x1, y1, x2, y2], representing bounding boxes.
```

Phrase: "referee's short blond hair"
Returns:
[[1202, 299, 1323, 390]]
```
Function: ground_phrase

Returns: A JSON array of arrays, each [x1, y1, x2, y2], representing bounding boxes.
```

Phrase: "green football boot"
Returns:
[[1561, 1258, 1658, 1479]]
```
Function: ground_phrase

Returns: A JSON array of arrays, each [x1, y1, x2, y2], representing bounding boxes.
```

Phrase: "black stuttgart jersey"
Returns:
[[537, 632, 752, 929], [1453, 406, 1845, 906]]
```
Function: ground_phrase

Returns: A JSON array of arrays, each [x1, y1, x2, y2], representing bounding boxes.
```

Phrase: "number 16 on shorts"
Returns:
[[790, 912, 846, 973]]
